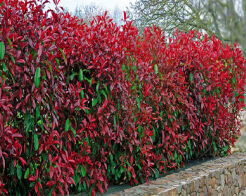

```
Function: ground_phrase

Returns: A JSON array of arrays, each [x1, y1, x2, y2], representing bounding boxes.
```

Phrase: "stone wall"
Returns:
[[110, 153, 246, 196]]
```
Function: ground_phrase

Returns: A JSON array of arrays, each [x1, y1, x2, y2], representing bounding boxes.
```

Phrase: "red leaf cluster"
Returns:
[[0, 0, 245, 195]]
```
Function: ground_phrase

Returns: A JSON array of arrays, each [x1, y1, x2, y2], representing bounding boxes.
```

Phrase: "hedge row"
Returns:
[[0, 0, 245, 195]]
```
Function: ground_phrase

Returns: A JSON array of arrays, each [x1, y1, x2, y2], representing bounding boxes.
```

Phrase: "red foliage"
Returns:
[[0, 0, 245, 195]]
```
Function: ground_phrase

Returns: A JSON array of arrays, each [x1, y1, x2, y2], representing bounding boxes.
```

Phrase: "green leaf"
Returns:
[[122, 64, 126, 71], [8, 54, 15, 64], [34, 67, 41, 88], [80, 90, 84, 99], [104, 84, 108, 93], [224, 61, 227, 68], [16, 165, 22, 180], [36, 104, 40, 119], [65, 119, 70, 132], [88, 78, 93, 86], [120, 166, 124, 174], [0, 42, 5, 60], [101, 90, 107, 99], [48, 187, 55, 196], [174, 151, 178, 161], [110, 154, 113, 162], [174, 110, 178, 117], [132, 65, 137, 73], [85, 109, 89, 115], [188, 140, 191, 149], [7, 37, 13, 50], [71, 127, 76, 137], [79, 69, 83, 81], [212, 141, 217, 153], [92, 97, 98, 107], [136, 163, 141, 170], [151, 127, 156, 142], [24, 168, 29, 179], [113, 115, 117, 128], [24, 113, 33, 135], [234, 91, 239, 97], [232, 75, 237, 88], [70, 72, 77, 80], [81, 165, 86, 177], [74, 174, 79, 185], [2, 62, 7, 72], [189, 73, 193, 82], [154, 64, 158, 74], [34, 133, 39, 151], [96, 82, 100, 93], [37, 119, 44, 131], [55, 58, 60, 66], [32, 51, 38, 60], [59, 48, 67, 64], [136, 97, 140, 109]]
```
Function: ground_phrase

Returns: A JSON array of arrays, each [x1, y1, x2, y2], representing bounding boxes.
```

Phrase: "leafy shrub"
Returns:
[[0, 0, 245, 195]]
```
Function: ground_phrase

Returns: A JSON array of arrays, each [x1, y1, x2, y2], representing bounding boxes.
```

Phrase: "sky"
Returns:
[[50, 0, 135, 13]]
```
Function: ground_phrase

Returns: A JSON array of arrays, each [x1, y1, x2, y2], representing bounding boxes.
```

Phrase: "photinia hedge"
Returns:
[[0, 0, 245, 195]]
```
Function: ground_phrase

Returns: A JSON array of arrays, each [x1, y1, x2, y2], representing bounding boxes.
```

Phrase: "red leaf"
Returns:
[[35, 182, 39, 193], [123, 11, 127, 21], [23, 94, 31, 105], [29, 176, 36, 182], [58, 184, 65, 196], [19, 157, 26, 166], [39, 144, 44, 154], [91, 188, 95, 196], [13, 133, 22, 138], [46, 181, 55, 187], [50, 165, 54, 178], [38, 181, 42, 190], [36, 45, 43, 63]]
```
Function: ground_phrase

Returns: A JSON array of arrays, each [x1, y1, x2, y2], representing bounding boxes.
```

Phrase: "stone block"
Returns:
[[158, 188, 177, 196], [222, 186, 229, 195], [149, 188, 166, 195], [177, 185, 182, 194], [194, 180, 200, 192], [203, 186, 208, 196], [220, 174, 225, 187], [212, 190, 218, 196], [150, 179, 170, 185], [207, 187, 213, 196], [230, 186, 235, 195], [237, 164, 242, 176], [200, 176, 206, 188], [225, 174, 232, 184], [210, 177, 216, 189], [243, 175, 246, 188], [190, 181, 195, 193]]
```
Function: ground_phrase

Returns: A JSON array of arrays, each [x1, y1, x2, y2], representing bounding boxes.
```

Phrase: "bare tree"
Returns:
[[112, 5, 122, 25], [128, 0, 246, 53], [73, 3, 105, 23], [73, 3, 124, 26]]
